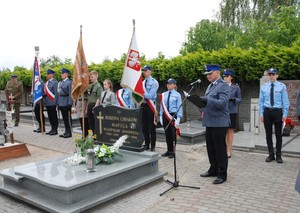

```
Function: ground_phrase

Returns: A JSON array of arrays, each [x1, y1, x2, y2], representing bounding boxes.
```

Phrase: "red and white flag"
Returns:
[[121, 20, 144, 106]]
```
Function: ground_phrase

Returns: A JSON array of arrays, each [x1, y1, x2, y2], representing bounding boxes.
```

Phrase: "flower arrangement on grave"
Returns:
[[64, 130, 128, 166], [285, 117, 295, 130]]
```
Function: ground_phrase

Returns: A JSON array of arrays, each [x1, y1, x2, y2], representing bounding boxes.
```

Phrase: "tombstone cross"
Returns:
[[97, 112, 104, 134]]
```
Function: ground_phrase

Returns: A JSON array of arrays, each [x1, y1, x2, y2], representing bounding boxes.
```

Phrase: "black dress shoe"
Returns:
[[150, 148, 155, 152], [168, 153, 175, 158], [143, 145, 150, 151], [46, 130, 52, 135], [276, 155, 283, 163], [266, 154, 275, 162], [49, 130, 58, 135], [213, 177, 226, 184], [63, 133, 72, 138], [161, 152, 170, 157], [200, 171, 217, 177], [14, 123, 18, 127]]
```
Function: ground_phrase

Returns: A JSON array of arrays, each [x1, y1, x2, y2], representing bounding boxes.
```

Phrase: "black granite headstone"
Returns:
[[93, 105, 144, 152]]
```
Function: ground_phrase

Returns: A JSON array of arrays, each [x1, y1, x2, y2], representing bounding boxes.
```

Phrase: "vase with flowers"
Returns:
[[282, 117, 295, 136], [64, 130, 128, 166]]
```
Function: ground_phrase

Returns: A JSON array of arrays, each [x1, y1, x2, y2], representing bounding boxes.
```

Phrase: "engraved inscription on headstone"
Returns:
[[93, 105, 144, 151]]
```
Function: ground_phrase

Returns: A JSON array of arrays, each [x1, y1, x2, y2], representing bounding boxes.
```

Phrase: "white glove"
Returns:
[[160, 116, 163, 125], [175, 118, 180, 128]]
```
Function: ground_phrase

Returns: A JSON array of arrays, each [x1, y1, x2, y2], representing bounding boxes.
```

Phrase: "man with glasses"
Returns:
[[259, 68, 289, 163], [199, 64, 230, 184]]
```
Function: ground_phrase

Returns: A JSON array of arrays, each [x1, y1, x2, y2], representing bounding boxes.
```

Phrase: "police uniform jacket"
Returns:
[[202, 78, 231, 127], [57, 78, 73, 107], [44, 78, 58, 106], [228, 83, 242, 114], [5, 80, 24, 104]]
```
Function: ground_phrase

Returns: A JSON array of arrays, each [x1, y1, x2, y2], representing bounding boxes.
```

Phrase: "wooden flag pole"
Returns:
[[81, 93, 85, 139]]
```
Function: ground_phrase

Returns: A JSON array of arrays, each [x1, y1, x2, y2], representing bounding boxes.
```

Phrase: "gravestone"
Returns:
[[93, 105, 144, 151]]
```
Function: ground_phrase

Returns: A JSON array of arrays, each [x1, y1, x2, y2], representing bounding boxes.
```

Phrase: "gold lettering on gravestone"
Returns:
[[97, 112, 104, 134]]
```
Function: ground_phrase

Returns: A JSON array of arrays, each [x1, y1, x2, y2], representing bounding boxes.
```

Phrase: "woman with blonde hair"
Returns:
[[96, 78, 116, 107]]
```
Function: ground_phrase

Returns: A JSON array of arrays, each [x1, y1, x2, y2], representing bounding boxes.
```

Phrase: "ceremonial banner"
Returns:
[[121, 20, 144, 106], [32, 56, 42, 107], [72, 31, 89, 101]]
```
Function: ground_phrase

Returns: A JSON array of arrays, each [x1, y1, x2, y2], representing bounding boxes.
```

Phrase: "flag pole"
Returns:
[[35, 47, 44, 134], [80, 25, 86, 139]]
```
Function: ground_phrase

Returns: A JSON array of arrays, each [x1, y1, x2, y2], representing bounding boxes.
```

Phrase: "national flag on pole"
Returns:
[[121, 20, 144, 106], [72, 30, 89, 101], [32, 56, 42, 107]]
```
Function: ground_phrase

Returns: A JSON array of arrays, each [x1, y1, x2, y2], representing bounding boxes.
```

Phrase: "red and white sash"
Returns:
[[44, 81, 55, 102], [143, 80, 158, 124], [116, 89, 126, 108], [160, 93, 180, 136]]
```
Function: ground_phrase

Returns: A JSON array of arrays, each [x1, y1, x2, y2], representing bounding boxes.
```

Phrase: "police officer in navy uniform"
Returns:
[[44, 69, 59, 135], [57, 68, 73, 138], [141, 65, 159, 151], [223, 69, 242, 158], [199, 64, 231, 184], [259, 68, 289, 163]]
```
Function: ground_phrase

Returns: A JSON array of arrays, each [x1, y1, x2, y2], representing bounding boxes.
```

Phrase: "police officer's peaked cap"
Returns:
[[267, 68, 278, 74], [141, 64, 152, 71], [166, 78, 176, 84], [47, 69, 55, 75], [223, 69, 235, 76], [11, 74, 18, 78], [61, 68, 70, 74], [204, 64, 221, 74]]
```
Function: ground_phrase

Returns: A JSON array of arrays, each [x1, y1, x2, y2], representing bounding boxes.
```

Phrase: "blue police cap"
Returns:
[[142, 65, 152, 71], [47, 69, 55, 75], [204, 64, 221, 74], [223, 69, 235, 76], [166, 78, 176, 84], [267, 68, 278, 74], [11, 74, 18, 78], [61, 68, 70, 74]]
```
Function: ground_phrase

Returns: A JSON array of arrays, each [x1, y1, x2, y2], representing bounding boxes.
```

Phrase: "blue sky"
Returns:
[[0, 0, 221, 70]]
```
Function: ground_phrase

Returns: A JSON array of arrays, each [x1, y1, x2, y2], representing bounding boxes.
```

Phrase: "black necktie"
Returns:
[[102, 91, 107, 103], [167, 91, 171, 111], [270, 83, 274, 106], [121, 89, 125, 98], [145, 79, 148, 91]]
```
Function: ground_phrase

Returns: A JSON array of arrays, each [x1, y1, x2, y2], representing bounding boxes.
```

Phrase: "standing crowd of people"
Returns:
[[6, 63, 297, 185]]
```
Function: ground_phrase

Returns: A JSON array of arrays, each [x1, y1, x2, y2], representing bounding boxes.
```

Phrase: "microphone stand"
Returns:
[[160, 84, 200, 196]]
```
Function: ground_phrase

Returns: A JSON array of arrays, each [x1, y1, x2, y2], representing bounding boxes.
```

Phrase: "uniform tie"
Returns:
[[101, 91, 107, 103], [167, 91, 171, 111], [121, 89, 125, 98], [270, 83, 274, 106]]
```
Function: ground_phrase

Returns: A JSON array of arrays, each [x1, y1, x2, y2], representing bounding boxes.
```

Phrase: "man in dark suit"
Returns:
[[199, 64, 231, 184], [57, 68, 73, 138]]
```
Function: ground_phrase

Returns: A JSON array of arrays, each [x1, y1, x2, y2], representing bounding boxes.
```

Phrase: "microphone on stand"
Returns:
[[189, 79, 201, 86]]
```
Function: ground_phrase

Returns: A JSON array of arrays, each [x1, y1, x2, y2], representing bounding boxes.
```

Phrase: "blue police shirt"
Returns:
[[116, 88, 135, 108], [143, 76, 159, 102], [160, 89, 183, 118], [259, 80, 290, 118]]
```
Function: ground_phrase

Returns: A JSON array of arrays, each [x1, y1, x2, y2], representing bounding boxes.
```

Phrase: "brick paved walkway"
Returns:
[[0, 124, 299, 213]]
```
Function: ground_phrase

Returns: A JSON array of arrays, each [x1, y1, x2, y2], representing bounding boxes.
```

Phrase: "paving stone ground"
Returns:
[[0, 124, 299, 213]]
